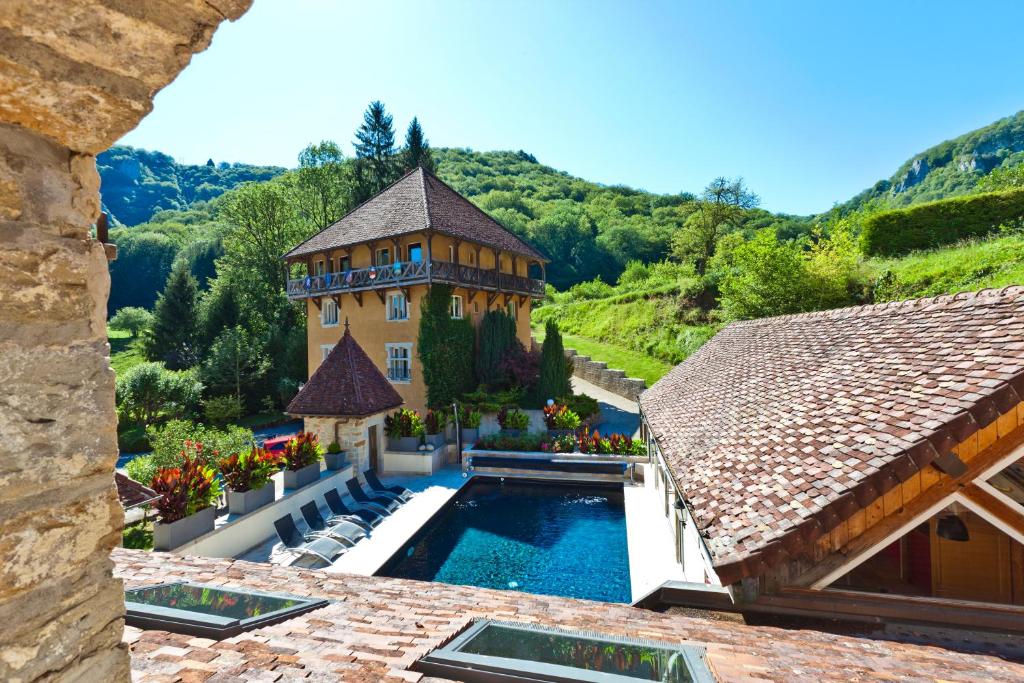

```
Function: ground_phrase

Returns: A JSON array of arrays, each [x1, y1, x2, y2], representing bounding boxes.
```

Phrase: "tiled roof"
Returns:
[[640, 287, 1024, 583], [115, 549, 1024, 682], [285, 166, 547, 261], [287, 325, 403, 417], [115, 472, 160, 509]]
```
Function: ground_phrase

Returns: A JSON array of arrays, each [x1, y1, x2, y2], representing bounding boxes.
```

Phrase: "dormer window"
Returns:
[[387, 292, 408, 321]]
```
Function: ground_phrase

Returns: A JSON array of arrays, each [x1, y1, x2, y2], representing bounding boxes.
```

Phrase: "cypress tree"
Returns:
[[353, 100, 397, 196], [403, 117, 436, 173], [475, 310, 517, 387], [417, 285, 475, 406], [144, 260, 200, 369], [538, 319, 571, 401]]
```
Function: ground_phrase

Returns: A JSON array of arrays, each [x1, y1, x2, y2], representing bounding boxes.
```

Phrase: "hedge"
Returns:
[[860, 188, 1024, 256]]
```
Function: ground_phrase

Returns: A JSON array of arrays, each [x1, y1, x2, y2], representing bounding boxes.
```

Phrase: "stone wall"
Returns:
[[0, 2, 252, 681], [304, 413, 386, 473], [565, 348, 647, 401]]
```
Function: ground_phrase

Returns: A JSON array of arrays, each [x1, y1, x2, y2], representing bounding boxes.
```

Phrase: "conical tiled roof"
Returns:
[[284, 166, 546, 261], [287, 324, 403, 417]]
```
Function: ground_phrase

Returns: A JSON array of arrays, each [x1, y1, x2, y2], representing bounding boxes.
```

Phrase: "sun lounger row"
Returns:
[[273, 472, 414, 566]]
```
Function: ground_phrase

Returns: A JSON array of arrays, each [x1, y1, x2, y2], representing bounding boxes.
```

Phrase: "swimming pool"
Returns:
[[378, 477, 631, 603]]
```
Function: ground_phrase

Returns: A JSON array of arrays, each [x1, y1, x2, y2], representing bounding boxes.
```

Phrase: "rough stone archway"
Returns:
[[0, 2, 252, 680]]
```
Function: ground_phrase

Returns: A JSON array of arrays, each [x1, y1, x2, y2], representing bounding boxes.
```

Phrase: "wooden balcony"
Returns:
[[286, 259, 546, 302]]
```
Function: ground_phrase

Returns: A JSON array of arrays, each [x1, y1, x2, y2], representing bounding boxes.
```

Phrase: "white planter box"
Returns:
[[226, 482, 275, 516], [282, 462, 321, 489], [153, 505, 215, 551]]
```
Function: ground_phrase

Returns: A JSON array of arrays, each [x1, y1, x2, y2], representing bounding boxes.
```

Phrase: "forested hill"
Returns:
[[98, 146, 285, 225], [842, 110, 1024, 212]]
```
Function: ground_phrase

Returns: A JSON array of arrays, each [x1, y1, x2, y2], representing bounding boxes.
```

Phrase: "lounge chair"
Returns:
[[324, 489, 385, 528], [299, 502, 368, 546], [273, 514, 346, 566], [364, 469, 414, 502], [346, 477, 401, 513]]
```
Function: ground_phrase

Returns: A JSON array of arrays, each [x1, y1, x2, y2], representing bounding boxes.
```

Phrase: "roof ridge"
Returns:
[[283, 166, 423, 260], [417, 166, 432, 230], [421, 167, 547, 261], [342, 328, 365, 410], [728, 284, 1024, 328]]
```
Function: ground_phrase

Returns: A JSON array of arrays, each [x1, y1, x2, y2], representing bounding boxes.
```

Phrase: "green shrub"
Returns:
[[538, 319, 571, 401], [861, 188, 1024, 256], [461, 386, 526, 412], [116, 362, 203, 424], [559, 393, 599, 420], [126, 419, 253, 485], [497, 406, 530, 430], [384, 409, 425, 438], [109, 306, 153, 337], [566, 277, 614, 301], [418, 284, 476, 407], [476, 310, 517, 386], [203, 395, 244, 424]]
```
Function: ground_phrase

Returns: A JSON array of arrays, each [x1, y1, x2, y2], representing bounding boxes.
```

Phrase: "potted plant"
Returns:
[[543, 403, 581, 438], [324, 440, 347, 470], [424, 409, 448, 448], [219, 447, 279, 515], [281, 431, 323, 489], [497, 406, 530, 437], [384, 408, 425, 451], [151, 449, 221, 551], [459, 406, 482, 446]]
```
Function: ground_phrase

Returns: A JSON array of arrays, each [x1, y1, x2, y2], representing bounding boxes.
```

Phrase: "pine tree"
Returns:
[[144, 260, 200, 369], [353, 100, 397, 196], [417, 285, 475, 407], [475, 310, 517, 387], [402, 117, 436, 173], [538, 319, 571, 401]]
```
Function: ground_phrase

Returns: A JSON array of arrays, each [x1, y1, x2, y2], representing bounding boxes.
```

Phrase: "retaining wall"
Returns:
[[565, 348, 648, 400]]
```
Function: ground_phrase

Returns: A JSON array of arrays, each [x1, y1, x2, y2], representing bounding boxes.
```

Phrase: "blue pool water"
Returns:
[[379, 478, 631, 603]]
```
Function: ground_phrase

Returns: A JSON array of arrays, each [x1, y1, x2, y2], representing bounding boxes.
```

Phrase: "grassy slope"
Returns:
[[108, 328, 146, 376], [533, 325, 672, 386], [869, 233, 1024, 301]]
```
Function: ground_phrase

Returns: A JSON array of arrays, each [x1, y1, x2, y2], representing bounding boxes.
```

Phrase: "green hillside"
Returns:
[[98, 146, 285, 225], [843, 110, 1024, 212]]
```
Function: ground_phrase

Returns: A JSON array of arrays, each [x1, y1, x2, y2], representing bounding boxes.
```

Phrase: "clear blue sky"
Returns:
[[119, 0, 1024, 215]]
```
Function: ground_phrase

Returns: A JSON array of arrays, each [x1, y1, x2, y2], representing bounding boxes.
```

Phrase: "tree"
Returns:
[[109, 306, 153, 337], [115, 362, 203, 424], [200, 326, 271, 404], [716, 229, 814, 320], [295, 141, 352, 230], [417, 285, 476, 407], [353, 100, 398, 199], [538, 319, 571, 400], [671, 177, 759, 275], [402, 117, 435, 173], [219, 180, 304, 288], [144, 260, 200, 369], [476, 310, 518, 386]]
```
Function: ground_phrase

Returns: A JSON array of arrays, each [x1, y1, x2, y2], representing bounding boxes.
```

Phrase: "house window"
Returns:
[[339, 255, 351, 272], [321, 299, 339, 327], [387, 292, 408, 321], [376, 248, 390, 266], [385, 343, 412, 383], [320, 344, 334, 362], [506, 300, 517, 320], [450, 295, 464, 319], [314, 260, 325, 276], [448, 244, 455, 262], [469, 251, 475, 265], [407, 242, 423, 263]]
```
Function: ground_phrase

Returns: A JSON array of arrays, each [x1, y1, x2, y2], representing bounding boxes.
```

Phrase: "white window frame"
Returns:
[[506, 299, 517, 321], [320, 344, 334, 362], [385, 343, 413, 384], [450, 294, 464, 319], [387, 292, 408, 321], [321, 299, 339, 327]]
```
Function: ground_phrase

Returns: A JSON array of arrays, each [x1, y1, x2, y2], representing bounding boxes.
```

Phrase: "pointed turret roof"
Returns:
[[287, 323, 403, 417], [284, 166, 546, 262]]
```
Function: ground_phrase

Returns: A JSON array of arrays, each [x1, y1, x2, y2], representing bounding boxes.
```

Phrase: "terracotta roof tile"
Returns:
[[287, 325, 403, 417], [285, 167, 546, 261], [640, 287, 1024, 582], [115, 472, 160, 509], [115, 550, 1024, 682]]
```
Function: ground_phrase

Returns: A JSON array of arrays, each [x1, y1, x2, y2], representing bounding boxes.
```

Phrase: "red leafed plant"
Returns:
[[282, 431, 323, 471], [219, 447, 280, 492], [150, 451, 221, 523]]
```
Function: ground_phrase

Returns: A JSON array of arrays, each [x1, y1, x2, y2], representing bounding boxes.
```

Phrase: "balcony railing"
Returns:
[[286, 259, 545, 301]]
